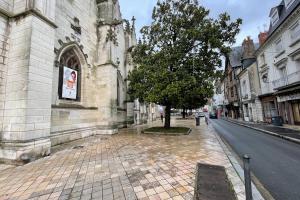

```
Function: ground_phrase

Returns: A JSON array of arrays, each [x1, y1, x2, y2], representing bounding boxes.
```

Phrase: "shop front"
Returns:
[[260, 95, 278, 123], [277, 89, 300, 125]]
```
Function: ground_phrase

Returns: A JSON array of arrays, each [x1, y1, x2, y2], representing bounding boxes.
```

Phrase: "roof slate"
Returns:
[[229, 46, 242, 68], [268, 0, 300, 39]]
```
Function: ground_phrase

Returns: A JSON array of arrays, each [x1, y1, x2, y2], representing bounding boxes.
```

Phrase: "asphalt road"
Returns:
[[210, 119, 300, 200]]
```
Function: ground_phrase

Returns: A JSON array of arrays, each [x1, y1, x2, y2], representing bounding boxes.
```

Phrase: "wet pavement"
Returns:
[[0, 119, 245, 200], [211, 119, 300, 200]]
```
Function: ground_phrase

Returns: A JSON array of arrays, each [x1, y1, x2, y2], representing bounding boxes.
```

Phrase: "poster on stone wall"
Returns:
[[62, 67, 77, 99]]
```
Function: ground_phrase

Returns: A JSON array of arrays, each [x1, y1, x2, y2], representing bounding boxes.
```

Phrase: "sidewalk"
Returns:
[[0, 119, 249, 200], [224, 118, 300, 143]]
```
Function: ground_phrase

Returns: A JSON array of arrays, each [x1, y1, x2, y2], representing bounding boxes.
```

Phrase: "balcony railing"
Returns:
[[272, 70, 300, 89]]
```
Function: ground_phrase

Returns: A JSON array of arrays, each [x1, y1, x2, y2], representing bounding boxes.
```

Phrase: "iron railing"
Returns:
[[272, 70, 300, 88]]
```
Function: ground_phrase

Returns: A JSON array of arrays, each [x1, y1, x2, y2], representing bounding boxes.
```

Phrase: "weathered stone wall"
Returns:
[[50, 0, 131, 138], [0, 0, 56, 162], [50, 0, 100, 137], [0, 12, 56, 161], [0, 14, 10, 141], [0, 0, 140, 162]]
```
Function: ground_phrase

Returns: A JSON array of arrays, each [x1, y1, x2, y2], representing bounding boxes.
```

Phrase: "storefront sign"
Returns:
[[277, 93, 300, 102], [62, 66, 78, 99]]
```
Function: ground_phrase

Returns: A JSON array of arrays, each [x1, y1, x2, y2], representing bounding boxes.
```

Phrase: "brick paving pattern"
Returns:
[[0, 119, 244, 200]]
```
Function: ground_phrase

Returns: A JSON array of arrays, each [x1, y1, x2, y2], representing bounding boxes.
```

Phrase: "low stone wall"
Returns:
[[50, 125, 118, 147]]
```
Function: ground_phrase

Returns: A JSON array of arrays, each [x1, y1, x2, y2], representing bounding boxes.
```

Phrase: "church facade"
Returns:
[[0, 0, 147, 163]]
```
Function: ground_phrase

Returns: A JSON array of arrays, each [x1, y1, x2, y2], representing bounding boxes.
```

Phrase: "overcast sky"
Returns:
[[119, 0, 280, 46]]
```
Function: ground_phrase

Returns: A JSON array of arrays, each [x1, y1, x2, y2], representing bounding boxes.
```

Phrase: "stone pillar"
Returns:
[[93, 0, 124, 134], [0, 15, 10, 142], [254, 97, 264, 122], [0, 1, 56, 163]]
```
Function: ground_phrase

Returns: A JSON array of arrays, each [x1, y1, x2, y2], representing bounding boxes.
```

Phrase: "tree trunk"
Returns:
[[164, 105, 171, 129], [182, 108, 186, 119]]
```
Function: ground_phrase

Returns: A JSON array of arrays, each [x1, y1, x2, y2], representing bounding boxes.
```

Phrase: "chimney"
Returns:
[[242, 36, 255, 59], [258, 32, 268, 46]]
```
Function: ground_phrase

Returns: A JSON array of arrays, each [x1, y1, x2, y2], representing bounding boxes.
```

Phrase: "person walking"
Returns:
[[160, 113, 164, 123], [195, 111, 200, 126], [205, 114, 208, 125]]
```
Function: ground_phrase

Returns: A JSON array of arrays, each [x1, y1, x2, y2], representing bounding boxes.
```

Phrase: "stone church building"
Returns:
[[0, 0, 148, 163]]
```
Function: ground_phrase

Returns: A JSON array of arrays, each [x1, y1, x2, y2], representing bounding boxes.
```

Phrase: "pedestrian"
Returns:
[[195, 112, 201, 126], [205, 115, 208, 125], [160, 113, 164, 123]]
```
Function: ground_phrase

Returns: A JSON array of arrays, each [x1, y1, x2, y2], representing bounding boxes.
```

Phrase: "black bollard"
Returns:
[[196, 117, 200, 126], [243, 154, 253, 200]]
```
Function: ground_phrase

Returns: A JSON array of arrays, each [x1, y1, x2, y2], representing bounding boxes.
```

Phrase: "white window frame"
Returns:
[[290, 21, 300, 41], [242, 80, 247, 96], [285, 0, 295, 9], [271, 10, 279, 25], [274, 38, 283, 53]]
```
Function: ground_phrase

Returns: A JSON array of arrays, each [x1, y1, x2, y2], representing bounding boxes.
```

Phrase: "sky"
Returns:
[[119, 0, 280, 46]]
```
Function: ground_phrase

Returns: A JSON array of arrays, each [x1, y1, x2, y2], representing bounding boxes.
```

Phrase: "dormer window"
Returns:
[[285, 0, 295, 9], [271, 10, 279, 25]]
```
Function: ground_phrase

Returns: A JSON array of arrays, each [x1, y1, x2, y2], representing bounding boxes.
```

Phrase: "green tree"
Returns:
[[128, 0, 242, 128]]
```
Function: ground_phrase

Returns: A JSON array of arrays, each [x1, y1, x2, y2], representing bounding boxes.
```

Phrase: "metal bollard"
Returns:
[[243, 154, 253, 200]]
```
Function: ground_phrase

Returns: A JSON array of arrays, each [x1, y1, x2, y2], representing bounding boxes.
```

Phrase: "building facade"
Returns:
[[237, 37, 264, 122], [0, 0, 142, 163], [212, 79, 226, 118], [257, 0, 300, 125], [224, 47, 242, 119]]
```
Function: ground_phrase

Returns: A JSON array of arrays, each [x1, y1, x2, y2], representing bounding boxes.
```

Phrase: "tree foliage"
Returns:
[[128, 0, 242, 128]]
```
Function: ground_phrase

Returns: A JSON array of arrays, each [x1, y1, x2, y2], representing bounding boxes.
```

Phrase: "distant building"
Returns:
[[212, 79, 226, 117], [224, 47, 243, 119], [256, 0, 300, 125], [237, 37, 263, 122]]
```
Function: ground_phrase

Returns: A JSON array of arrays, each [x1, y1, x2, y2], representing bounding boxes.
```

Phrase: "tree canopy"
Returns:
[[128, 0, 242, 128]]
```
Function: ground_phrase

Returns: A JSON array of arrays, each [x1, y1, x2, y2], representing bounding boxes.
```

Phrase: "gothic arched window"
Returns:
[[58, 48, 81, 101]]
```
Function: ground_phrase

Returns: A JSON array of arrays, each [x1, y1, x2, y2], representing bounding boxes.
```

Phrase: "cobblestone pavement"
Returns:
[[0, 119, 245, 200]]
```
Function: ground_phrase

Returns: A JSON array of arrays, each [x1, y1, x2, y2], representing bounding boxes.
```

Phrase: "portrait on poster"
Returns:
[[62, 67, 78, 99]]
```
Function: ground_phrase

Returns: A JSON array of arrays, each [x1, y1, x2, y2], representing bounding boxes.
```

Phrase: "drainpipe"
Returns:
[[237, 70, 244, 120], [255, 59, 262, 96], [255, 57, 264, 122]]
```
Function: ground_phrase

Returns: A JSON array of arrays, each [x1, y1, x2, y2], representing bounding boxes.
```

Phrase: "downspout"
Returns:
[[255, 53, 265, 122], [237, 68, 243, 120]]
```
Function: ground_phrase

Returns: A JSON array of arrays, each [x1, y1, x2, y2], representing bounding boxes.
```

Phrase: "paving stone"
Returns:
[[0, 120, 244, 200]]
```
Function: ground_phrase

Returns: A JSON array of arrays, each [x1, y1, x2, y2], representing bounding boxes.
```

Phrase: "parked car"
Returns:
[[199, 112, 205, 117], [209, 112, 217, 119]]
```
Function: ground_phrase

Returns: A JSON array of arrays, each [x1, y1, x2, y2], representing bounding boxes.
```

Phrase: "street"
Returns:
[[210, 119, 300, 200]]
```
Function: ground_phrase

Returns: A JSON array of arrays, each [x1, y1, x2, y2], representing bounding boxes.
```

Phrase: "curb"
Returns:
[[141, 128, 192, 136], [224, 119, 300, 145], [209, 125, 265, 200]]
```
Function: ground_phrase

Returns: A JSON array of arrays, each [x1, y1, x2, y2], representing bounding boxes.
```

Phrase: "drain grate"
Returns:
[[194, 163, 236, 200], [73, 145, 84, 149]]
